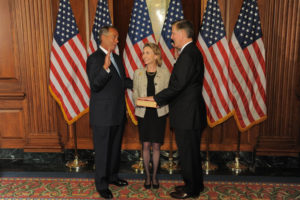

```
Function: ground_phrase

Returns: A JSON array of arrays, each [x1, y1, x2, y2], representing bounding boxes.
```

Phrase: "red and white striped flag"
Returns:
[[123, 0, 156, 125], [49, 0, 90, 125], [197, 0, 233, 127], [158, 0, 184, 72], [229, 0, 266, 131], [87, 0, 115, 55]]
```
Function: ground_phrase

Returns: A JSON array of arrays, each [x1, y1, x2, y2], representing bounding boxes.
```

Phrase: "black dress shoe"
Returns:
[[144, 179, 151, 189], [170, 191, 199, 199], [174, 185, 185, 192], [98, 189, 113, 199], [152, 179, 159, 189], [109, 179, 128, 187], [175, 184, 204, 193]]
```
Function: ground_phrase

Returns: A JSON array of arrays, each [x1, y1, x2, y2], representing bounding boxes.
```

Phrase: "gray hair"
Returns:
[[99, 26, 117, 44]]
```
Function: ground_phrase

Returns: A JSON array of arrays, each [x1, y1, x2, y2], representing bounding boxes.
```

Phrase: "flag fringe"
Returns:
[[49, 86, 89, 125], [125, 97, 138, 126], [207, 109, 267, 132], [207, 111, 234, 128], [233, 111, 267, 132]]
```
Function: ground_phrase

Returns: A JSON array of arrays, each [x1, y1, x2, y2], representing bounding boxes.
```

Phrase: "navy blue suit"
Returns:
[[154, 42, 207, 195], [86, 48, 132, 190]]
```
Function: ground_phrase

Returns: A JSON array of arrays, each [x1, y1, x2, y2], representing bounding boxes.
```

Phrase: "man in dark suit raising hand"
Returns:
[[86, 26, 132, 199], [141, 19, 207, 199]]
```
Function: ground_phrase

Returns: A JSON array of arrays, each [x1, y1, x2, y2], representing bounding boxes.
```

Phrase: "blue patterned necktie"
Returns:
[[110, 54, 121, 77]]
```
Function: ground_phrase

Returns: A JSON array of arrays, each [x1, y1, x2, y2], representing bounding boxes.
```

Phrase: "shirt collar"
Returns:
[[99, 45, 108, 54]]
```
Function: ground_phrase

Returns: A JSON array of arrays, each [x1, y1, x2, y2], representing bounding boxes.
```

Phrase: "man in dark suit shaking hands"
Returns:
[[142, 19, 207, 199], [86, 26, 132, 199]]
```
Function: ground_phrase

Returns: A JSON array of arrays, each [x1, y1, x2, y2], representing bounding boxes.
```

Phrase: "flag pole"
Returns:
[[161, 128, 179, 174], [131, 148, 144, 174], [202, 128, 218, 174], [66, 123, 87, 171], [65, 0, 91, 171], [226, 130, 247, 174], [84, 0, 90, 47]]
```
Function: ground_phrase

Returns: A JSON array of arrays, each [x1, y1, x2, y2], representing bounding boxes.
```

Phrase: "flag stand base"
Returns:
[[161, 157, 180, 174], [203, 130, 218, 174], [226, 156, 247, 174], [131, 155, 144, 174], [202, 160, 218, 175], [161, 130, 180, 174], [66, 155, 87, 172], [226, 131, 247, 174], [65, 124, 86, 172]]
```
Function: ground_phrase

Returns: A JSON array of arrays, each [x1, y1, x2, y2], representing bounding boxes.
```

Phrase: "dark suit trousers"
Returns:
[[92, 125, 124, 190], [175, 128, 204, 195]]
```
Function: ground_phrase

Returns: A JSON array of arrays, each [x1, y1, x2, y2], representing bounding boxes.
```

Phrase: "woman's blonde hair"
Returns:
[[143, 43, 162, 67]]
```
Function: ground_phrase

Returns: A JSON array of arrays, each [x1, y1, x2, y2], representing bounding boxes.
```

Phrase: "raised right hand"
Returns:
[[103, 50, 111, 70]]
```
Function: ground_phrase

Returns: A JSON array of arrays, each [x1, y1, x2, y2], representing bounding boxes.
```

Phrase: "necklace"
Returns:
[[146, 71, 156, 76]]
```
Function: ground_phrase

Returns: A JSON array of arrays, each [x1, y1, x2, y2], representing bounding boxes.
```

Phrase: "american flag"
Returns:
[[158, 0, 184, 72], [123, 0, 156, 125], [196, 0, 233, 127], [87, 0, 118, 55], [229, 0, 266, 131], [49, 0, 90, 125]]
